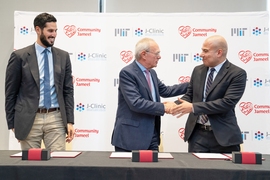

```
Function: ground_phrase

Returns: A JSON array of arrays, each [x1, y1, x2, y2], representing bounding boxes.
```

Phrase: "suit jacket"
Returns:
[[111, 60, 189, 150], [182, 60, 246, 147], [5, 44, 74, 140]]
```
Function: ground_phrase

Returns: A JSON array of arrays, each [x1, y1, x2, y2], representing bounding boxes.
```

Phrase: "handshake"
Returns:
[[163, 98, 193, 118]]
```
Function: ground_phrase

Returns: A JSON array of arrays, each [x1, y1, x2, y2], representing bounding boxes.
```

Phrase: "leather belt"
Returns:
[[196, 123, 212, 131], [37, 108, 60, 114]]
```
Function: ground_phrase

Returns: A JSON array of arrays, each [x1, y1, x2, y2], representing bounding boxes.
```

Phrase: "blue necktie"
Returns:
[[43, 49, 51, 109], [201, 68, 215, 124]]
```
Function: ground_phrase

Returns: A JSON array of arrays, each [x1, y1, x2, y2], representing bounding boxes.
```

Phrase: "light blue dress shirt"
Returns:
[[35, 43, 59, 108]]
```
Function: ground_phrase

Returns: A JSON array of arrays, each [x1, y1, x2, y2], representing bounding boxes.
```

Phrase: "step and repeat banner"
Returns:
[[9, 11, 270, 153]]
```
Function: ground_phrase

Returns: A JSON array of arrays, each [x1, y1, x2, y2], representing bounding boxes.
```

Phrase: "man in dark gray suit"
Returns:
[[172, 35, 246, 153], [5, 13, 74, 151], [111, 37, 189, 152]]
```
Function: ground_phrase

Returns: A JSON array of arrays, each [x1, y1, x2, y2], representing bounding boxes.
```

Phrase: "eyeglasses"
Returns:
[[146, 50, 160, 57]]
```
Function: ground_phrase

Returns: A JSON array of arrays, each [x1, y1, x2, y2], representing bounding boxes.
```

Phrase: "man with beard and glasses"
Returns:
[[5, 13, 74, 151]]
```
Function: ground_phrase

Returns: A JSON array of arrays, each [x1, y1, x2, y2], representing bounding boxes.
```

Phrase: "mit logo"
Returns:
[[231, 28, 248, 36]]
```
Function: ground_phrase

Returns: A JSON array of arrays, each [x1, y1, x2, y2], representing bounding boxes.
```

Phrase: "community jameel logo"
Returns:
[[75, 129, 99, 138], [238, 50, 252, 64], [73, 76, 100, 87], [64, 25, 76, 38], [178, 26, 217, 38], [120, 50, 133, 63], [178, 26, 192, 38], [63, 25, 101, 38], [239, 102, 253, 115], [238, 50, 269, 63], [178, 76, 190, 84], [178, 128, 185, 140]]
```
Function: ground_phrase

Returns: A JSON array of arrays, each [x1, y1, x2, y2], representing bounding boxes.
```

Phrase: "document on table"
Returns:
[[109, 152, 174, 159], [10, 151, 82, 158], [192, 153, 231, 160]]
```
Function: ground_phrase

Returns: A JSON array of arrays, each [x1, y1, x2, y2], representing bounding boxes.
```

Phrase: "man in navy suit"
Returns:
[[171, 35, 247, 153], [5, 13, 74, 151], [111, 38, 189, 152]]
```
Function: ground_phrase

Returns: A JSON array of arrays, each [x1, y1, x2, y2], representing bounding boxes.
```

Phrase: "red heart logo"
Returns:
[[178, 26, 192, 39], [178, 128, 185, 140], [63, 25, 76, 38], [238, 50, 252, 64], [239, 102, 253, 115], [120, 50, 133, 64]]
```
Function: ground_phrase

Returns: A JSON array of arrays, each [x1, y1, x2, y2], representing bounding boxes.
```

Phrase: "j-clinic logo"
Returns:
[[254, 131, 264, 140], [238, 50, 252, 64], [76, 103, 85, 112], [77, 52, 87, 61], [64, 25, 76, 38], [135, 28, 143, 36], [120, 50, 133, 63], [178, 76, 190, 84], [193, 53, 202, 62], [239, 102, 253, 115], [178, 26, 192, 39], [253, 78, 263, 87], [178, 128, 185, 140], [252, 27, 262, 36], [20, 26, 29, 35]]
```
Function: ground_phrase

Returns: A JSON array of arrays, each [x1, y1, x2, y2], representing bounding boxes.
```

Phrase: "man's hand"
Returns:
[[163, 101, 178, 114], [66, 123, 75, 143], [171, 98, 193, 118]]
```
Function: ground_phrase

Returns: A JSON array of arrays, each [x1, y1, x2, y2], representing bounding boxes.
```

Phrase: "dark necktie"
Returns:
[[43, 49, 51, 109], [201, 68, 215, 124], [144, 70, 152, 92]]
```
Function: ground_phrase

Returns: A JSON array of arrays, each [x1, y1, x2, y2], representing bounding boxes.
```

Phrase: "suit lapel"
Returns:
[[51, 47, 61, 87], [28, 44, 40, 88], [198, 66, 208, 100]]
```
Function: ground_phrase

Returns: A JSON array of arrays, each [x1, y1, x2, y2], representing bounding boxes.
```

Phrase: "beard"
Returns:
[[40, 32, 54, 47]]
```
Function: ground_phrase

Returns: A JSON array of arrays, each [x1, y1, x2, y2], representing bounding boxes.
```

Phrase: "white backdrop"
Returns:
[[9, 11, 270, 153]]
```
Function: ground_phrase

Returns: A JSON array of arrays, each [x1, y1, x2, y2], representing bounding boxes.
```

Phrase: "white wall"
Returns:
[[0, 0, 267, 150]]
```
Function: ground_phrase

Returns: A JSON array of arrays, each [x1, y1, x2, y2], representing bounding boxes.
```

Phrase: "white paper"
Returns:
[[51, 151, 82, 158], [193, 153, 231, 159]]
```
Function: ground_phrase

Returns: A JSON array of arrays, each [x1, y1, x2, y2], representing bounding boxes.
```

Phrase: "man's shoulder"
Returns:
[[51, 46, 68, 54], [14, 44, 34, 53]]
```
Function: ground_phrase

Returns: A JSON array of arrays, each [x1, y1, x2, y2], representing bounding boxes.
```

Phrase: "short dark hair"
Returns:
[[33, 13, 57, 29]]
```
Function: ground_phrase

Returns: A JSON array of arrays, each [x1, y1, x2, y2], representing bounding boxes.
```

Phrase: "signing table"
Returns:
[[0, 150, 270, 180]]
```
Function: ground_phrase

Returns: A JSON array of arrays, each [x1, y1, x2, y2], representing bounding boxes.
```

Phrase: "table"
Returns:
[[0, 150, 270, 180]]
